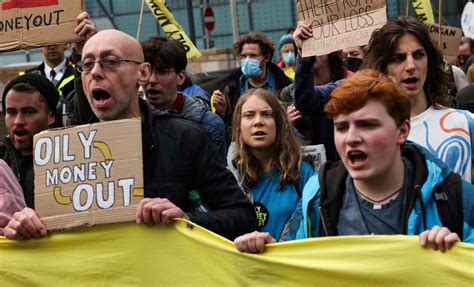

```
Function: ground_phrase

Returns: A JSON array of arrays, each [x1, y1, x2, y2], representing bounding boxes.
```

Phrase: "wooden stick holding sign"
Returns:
[[137, 0, 146, 40], [438, 0, 442, 50]]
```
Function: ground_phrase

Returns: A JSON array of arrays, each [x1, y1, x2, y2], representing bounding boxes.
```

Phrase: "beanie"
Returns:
[[278, 34, 294, 53], [2, 73, 59, 113]]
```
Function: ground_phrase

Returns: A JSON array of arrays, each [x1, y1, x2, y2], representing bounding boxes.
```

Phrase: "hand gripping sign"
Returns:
[[33, 119, 144, 231]]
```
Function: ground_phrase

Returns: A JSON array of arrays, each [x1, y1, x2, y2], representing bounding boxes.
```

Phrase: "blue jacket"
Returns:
[[181, 82, 211, 106], [180, 93, 227, 161], [286, 143, 474, 243]]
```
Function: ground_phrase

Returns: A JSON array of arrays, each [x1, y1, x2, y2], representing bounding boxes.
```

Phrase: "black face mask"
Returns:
[[345, 57, 363, 72]]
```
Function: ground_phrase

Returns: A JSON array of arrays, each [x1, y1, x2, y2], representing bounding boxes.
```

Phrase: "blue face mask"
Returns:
[[283, 52, 295, 66], [241, 58, 262, 78]]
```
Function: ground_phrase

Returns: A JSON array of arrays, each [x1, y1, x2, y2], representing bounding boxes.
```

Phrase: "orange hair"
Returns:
[[325, 69, 410, 127]]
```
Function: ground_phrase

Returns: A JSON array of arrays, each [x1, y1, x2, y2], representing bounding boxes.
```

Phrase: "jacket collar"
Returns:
[[317, 143, 432, 236]]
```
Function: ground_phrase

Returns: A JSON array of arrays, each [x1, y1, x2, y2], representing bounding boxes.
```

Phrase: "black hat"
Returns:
[[2, 73, 59, 113]]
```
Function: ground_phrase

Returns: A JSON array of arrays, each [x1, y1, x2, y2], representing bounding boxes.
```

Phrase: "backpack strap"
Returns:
[[433, 172, 463, 238]]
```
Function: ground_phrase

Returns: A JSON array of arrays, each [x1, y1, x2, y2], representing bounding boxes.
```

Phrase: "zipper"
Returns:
[[319, 206, 329, 236], [403, 184, 421, 234]]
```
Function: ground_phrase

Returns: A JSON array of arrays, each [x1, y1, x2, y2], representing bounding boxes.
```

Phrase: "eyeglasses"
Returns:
[[152, 67, 176, 77], [76, 58, 142, 73]]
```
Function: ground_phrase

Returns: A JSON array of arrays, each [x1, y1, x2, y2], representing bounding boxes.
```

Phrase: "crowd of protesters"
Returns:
[[0, 11, 473, 256]]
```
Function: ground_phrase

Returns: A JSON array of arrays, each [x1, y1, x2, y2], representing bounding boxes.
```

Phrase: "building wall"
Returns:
[[0, 0, 466, 67]]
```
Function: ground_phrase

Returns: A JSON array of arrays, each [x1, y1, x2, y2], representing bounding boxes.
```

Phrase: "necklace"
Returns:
[[353, 185, 403, 234], [356, 188, 402, 204]]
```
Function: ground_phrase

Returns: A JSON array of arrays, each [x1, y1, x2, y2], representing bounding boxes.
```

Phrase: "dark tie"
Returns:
[[50, 70, 58, 87]]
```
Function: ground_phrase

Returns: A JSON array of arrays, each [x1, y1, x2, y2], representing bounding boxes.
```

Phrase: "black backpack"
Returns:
[[434, 172, 464, 238]]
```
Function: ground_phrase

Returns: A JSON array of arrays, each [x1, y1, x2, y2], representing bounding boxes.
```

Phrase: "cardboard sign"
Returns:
[[426, 23, 462, 63], [297, 0, 387, 57], [33, 119, 144, 231], [0, 0, 83, 52]]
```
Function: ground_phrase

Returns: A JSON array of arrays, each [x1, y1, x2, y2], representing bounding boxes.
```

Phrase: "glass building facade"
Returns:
[[0, 0, 465, 66]]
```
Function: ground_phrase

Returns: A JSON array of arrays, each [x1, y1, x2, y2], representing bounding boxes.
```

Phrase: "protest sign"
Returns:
[[145, 0, 201, 59], [0, 0, 83, 52], [33, 119, 144, 231], [297, 0, 387, 57], [426, 23, 462, 63], [412, 0, 435, 24], [462, 2, 474, 38]]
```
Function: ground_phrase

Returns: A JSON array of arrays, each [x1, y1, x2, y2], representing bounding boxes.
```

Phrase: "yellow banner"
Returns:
[[412, 0, 435, 24], [1, 220, 473, 286], [145, 0, 201, 59]]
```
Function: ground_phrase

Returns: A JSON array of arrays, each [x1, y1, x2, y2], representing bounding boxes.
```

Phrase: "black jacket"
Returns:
[[0, 137, 34, 208], [293, 57, 340, 161], [69, 63, 257, 239], [25, 61, 75, 96], [140, 99, 257, 239], [70, 52, 98, 125]]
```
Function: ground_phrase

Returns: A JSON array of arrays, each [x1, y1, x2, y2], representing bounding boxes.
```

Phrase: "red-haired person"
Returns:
[[234, 70, 474, 253]]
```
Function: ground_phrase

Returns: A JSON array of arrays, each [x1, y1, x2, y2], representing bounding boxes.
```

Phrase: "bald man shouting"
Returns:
[[4, 29, 257, 241]]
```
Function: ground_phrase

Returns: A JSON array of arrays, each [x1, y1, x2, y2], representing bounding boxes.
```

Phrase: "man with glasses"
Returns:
[[212, 32, 292, 142], [3, 29, 257, 241], [141, 36, 227, 160]]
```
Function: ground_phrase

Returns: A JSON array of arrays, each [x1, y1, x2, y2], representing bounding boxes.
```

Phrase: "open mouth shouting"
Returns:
[[145, 88, 162, 100], [401, 76, 419, 90], [91, 87, 112, 108], [12, 128, 29, 143], [347, 150, 368, 169]]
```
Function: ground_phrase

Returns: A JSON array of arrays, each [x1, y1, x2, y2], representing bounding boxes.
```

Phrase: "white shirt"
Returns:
[[44, 58, 67, 83], [409, 106, 473, 182]]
